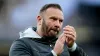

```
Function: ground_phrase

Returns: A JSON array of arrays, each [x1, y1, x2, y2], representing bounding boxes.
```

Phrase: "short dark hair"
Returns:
[[40, 3, 62, 13]]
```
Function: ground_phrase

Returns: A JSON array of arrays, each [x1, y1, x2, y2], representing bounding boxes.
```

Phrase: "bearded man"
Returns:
[[9, 3, 88, 56]]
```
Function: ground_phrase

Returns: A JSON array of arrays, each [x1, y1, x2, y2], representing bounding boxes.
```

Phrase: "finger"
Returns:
[[63, 26, 76, 38], [63, 27, 75, 32], [58, 33, 66, 44], [65, 34, 76, 41], [64, 33, 75, 41], [65, 37, 68, 44], [63, 31, 76, 38], [67, 37, 74, 46], [61, 34, 66, 43], [66, 25, 75, 30], [58, 33, 63, 39], [63, 25, 75, 32]]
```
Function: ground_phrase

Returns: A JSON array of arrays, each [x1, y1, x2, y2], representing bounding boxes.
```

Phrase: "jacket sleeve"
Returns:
[[9, 40, 32, 56], [69, 46, 88, 56], [9, 39, 54, 56]]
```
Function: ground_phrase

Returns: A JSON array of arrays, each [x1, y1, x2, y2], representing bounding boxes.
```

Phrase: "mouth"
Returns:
[[52, 29, 57, 32], [47, 27, 60, 36], [50, 29, 59, 34]]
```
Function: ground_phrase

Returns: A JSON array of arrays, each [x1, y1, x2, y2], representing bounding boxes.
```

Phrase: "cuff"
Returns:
[[68, 42, 77, 52], [51, 50, 57, 56]]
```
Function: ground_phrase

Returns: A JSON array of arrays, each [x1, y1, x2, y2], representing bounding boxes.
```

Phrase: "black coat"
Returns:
[[9, 38, 88, 56]]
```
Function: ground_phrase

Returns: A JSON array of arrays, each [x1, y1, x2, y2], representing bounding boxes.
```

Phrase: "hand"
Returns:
[[63, 25, 76, 48], [53, 33, 66, 55]]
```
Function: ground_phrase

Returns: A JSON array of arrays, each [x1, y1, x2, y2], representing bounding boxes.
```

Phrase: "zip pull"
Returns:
[[50, 45, 52, 47]]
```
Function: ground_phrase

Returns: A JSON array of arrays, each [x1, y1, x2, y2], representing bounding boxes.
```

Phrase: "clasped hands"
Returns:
[[53, 25, 76, 55]]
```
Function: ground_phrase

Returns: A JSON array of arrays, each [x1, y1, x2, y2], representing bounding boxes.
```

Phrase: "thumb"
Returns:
[[65, 37, 68, 44]]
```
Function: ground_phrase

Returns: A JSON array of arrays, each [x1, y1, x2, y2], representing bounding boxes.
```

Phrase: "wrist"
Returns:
[[68, 42, 77, 52], [51, 50, 57, 56], [67, 41, 74, 48]]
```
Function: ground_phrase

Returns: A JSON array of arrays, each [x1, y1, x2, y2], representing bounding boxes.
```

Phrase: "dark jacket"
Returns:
[[9, 27, 88, 56]]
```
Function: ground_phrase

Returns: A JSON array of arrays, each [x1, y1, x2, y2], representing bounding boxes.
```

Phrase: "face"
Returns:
[[39, 8, 64, 38]]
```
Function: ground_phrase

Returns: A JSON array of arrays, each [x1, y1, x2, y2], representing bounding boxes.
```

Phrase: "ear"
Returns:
[[37, 15, 42, 25]]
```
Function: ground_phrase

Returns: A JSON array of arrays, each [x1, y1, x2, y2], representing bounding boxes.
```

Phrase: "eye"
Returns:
[[59, 19, 63, 23]]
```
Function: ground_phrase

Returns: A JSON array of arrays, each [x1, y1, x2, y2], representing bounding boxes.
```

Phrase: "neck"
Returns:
[[36, 26, 43, 37]]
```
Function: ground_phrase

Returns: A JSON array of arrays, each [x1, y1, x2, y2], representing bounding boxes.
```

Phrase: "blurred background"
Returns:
[[0, 0, 100, 56]]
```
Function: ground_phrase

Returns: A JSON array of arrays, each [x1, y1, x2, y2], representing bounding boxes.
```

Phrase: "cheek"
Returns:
[[61, 23, 63, 27], [46, 21, 53, 27], [59, 23, 63, 29]]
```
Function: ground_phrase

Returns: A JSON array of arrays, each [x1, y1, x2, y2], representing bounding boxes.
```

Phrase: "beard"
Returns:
[[41, 19, 60, 40]]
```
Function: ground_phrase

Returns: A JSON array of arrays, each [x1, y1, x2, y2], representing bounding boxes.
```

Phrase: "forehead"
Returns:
[[44, 8, 64, 19]]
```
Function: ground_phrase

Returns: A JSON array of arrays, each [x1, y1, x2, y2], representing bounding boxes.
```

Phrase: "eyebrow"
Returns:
[[50, 16, 57, 19], [50, 16, 63, 19], [49, 16, 63, 21]]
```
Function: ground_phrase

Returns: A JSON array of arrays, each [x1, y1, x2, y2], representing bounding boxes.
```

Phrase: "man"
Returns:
[[9, 3, 88, 56]]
